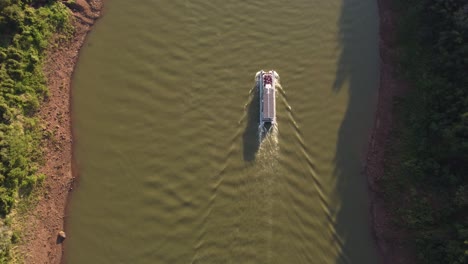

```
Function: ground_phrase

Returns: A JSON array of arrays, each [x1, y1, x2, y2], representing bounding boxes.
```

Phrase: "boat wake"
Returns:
[[257, 123, 279, 160]]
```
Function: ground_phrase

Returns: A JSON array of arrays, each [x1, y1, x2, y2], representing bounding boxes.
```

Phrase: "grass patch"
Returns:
[[0, 0, 72, 262]]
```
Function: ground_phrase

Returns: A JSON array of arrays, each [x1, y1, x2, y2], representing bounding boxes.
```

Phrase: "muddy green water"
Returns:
[[68, 0, 380, 263]]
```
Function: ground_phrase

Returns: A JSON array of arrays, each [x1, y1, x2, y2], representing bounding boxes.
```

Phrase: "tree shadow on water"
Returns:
[[242, 85, 260, 162], [332, 0, 381, 263]]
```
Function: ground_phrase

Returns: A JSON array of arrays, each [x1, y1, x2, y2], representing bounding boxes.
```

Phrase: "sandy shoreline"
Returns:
[[16, 1, 103, 263], [366, 0, 411, 263]]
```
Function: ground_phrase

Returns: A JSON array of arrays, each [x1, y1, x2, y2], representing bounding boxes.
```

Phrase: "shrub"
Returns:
[[385, 0, 468, 262], [0, 2, 71, 261]]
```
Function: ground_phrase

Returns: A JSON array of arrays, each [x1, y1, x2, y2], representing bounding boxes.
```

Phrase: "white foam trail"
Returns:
[[248, 85, 256, 95], [254, 123, 279, 262], [257, 123, 279, 160], [277, 83, 286, 97]]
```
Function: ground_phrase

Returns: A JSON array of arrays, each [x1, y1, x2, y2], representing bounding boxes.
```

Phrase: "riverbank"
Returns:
[[365, 0, 409, 264], [15, 1, 103, 263], [366, 0, 411, 263], [370, 0, 468, 262]]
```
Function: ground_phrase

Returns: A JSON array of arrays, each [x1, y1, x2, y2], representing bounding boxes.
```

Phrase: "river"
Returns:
[[67, 0, 380, 263]]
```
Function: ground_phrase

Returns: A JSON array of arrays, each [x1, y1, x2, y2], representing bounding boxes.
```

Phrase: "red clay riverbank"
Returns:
[[16, 1, 103, 263], [366, 0, 413, 263]]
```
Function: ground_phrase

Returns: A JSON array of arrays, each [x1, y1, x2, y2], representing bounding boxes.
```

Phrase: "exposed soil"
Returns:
[[16, 1, 103, 263], [366, 0, 413, 263]]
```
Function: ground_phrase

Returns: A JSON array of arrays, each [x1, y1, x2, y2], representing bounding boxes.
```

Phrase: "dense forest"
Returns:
[[383, 0, 468, 263], [0, 0, 70, 261]]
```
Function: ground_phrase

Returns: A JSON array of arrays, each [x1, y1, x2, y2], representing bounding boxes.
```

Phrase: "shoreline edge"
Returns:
[[17, 1, 104, 263]]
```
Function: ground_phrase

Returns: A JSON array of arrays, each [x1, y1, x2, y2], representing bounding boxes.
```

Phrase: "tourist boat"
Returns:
[[256, 70, 278, 136]]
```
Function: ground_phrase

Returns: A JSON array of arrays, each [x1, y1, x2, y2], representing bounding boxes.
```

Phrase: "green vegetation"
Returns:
[[0, 0, 71, 261], [383, 0, 468, 263]]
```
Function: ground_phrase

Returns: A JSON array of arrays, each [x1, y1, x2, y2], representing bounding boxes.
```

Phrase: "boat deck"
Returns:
[[261, 72, 276, 123], [262, 84, 275, 121]]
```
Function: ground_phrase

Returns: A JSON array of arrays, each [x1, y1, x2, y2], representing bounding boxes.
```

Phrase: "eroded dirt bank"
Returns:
[[17, 1, 103, 263], [366, 0, 412, 263]]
